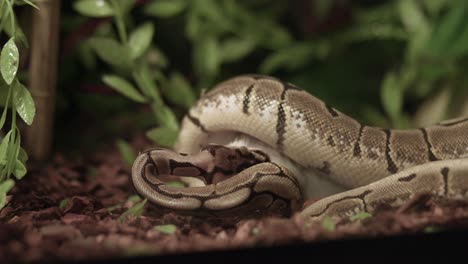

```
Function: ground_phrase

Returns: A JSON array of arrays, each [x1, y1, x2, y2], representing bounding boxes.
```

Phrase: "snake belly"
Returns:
[[132, 74, 468, 219]]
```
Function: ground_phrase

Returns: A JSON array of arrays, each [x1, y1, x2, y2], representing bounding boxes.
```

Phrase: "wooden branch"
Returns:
[[25, 0, 61, 161]]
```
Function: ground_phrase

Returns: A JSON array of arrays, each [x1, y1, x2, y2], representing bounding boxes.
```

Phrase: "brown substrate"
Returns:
[[1, 138, 468, 263]]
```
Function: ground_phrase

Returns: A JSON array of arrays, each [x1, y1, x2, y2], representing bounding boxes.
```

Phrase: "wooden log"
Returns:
[[25, 0, 61, 161]]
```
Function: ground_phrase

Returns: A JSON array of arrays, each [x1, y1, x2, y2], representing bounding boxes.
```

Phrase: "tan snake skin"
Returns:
[[132, 75, 468, 220]]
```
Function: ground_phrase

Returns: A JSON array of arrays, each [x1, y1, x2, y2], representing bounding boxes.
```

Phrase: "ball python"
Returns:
[[131, 75, 468, 220]]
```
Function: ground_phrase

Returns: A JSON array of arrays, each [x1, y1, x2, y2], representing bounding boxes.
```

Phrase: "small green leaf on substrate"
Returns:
[[0, 179, 14, 193], [116, 139, 136, 166], [59, 198, 70, 210], [0, 37, 19, 85], [0, 179, 14, 209], [127, 194, 142, 202], [154, 224, 177, 234], [424, 225, 443, 234], [321, 216, 336, 231], [107, 204, 120, 212], [144, 0, 188, 18], [250, 227, 260, 236], [0, 181, 14, 209], [129, 22, 155, 59], [102, 75, 146, 103], [13, 81, 36, 125], [118, 198, 147, 222], [74, 0, 114, 17], [349, 212, 372, 221]]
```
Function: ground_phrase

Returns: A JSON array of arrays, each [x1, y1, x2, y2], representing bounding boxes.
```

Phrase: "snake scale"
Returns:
[[132, 75, 468, 220]]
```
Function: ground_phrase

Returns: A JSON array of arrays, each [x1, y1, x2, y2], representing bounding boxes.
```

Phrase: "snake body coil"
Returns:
[[132, 75, 468, 220]]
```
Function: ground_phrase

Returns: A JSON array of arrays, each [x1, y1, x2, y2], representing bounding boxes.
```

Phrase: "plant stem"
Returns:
[[110, 0, 128, 44]]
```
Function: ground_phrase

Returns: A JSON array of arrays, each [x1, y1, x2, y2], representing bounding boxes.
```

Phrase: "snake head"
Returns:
[[131, 145, 304, 217]]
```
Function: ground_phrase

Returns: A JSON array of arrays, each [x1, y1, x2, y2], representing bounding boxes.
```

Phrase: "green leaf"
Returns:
[[163, 72, 195, 109], [74, 0, 114, 17], [8, 129, 21, 178], [0, 179, 14, 193], [154, 224, 177, 234], [0, 131, 12, 165], [321, 216, 336, 232], [19, 0, 39, 9], [424, 225, 443, 234], [0, 85, 11, 129], [0, 192, 6, 210], [144, 0, 188, 18], [350, 212, 372, 221], [132, 64, 161, 102], [193, 36, 219, 78], [260, 43, 322, 74], [129, 23, 155, 59], [146, 126, 178, 148], [0, 179, 14, 209], [185, 11, 200, 40], [152, 106, 179, 130], [13, 81, 36, 125], [107, 204, 120, 212], [17, 147, 28, 163], [89, 37, 132, 70], [127, 195, 141, 202], [59, 198, 70, 210], [118, 198, 147, 222], [425, 1, 468, 57], [3, 12, 28, 47], [0, 37, 19, 85], [102, 75, 146, 103], [220, 38, 256, 63], [380, 72, 402, 122], [14, 159, 26, 180], [398, 0, 429, 34], [193, 0, 232, 31], [116, 139, 136, 166]]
